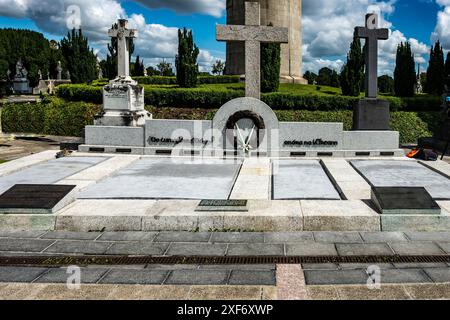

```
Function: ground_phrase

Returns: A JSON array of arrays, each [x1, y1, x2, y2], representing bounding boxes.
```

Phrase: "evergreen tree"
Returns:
[[261, 42, 281, 92], [340, 34, 365, 96], [131, 55, 145, 77], [425, 41, 445, 95], [316, 67, 340, 87], [175, 27, 199, 88], [394, 42, 416, 97], [146, 66, 160, 76], [303, 71, 318, 85], [445, 52, 450, 88], [60, 29, 97, 84], [378, 75, 394, 94]]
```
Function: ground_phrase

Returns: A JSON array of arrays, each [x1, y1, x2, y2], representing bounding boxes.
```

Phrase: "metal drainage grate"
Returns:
[[0, 255, 449, 267]]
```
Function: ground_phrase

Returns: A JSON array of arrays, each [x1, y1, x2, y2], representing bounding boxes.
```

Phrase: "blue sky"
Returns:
[[0, 0, 447, 75]]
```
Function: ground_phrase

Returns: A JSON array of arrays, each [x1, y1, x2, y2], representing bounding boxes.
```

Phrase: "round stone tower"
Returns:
[[225, 0, 307, 84]]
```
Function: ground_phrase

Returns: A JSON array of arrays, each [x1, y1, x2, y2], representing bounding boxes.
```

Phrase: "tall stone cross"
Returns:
[[108, 19, 138, 80], [216, 1, 288, 99], [355, 13, 389, 99]]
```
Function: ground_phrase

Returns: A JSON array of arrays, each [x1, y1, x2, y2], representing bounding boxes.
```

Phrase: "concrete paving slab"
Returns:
[[188, 285, 268, 300], [41, 231, 101, 240], [313, 232, 363, 243], [44, 240, 112, 255], [286, 243, 338, 256], [404, 231, 450, 242], [35, 267, 108, 284], [229, 270, 276, 285], [97, 232, 158, 242], [322, 159, 372, 200], [154, 232, 211, 243], [165, 270, 229, 285], [335, 243, 394, 256], [210, 232, 264, 243], [304, 270, 368, 285], [334, 284, 411, 300], [106, 242, 168, 255], [0, 267, 48, 283], [227, 244, 284, 256], [423, 268, 450, 282], [272, 160, 340, 200], [0, 231, 47, 238], [78, 158, 242, 200], [379, 269, 432, 284], [0, 238, 54, 252], [360, 232, 408, 243], [264, 232, 314, 243], [0, 157, 106, 195], [405, 283, 450, 299], [100, 269, 168, 285], [302, 200, 380, 231], [390, 242, 446, 255], [166, 243, 227, 256], [382, 210, 450, 232], [351, 160, 450, 199], [230, 158, 270, 200]]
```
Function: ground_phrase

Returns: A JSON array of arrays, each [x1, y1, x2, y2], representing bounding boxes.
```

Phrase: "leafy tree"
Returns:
[[425, 41, 445, 95], [60, 29, 97, 84], [261, 42, 281, 93], [211, 60, 225, 75], [394, 42, 416, 97], [104, 23, 135, 80], [146, 66, 160, 76], [340, 34, 365, 96], [157, 59, 174, 76], [175, 28, 199, 87], [131, 55, 145, 77], [316, 67, 339, 87], [303, 71, 318, 85], [0, 28, 64, 86], [378, 75, 394, 94]]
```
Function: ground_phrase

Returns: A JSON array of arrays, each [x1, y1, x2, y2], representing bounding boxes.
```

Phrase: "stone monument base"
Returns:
[[279, 75, 308, 85], [353, 99, 391, 131]]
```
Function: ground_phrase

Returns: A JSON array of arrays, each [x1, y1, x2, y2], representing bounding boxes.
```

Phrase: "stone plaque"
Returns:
[[371, 187, 441, 215], [196, 200, 249, 212], [0, 184, 76, 213]]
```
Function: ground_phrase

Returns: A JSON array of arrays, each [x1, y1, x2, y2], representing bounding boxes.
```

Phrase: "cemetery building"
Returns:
[[226, 0, 307, 84]]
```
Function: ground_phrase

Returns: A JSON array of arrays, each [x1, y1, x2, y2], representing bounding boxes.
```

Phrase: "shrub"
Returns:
[[1, 97, 100, 137]]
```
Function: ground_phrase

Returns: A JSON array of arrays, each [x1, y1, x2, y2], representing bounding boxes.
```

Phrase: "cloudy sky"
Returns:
[[0, 0, 447, 75]]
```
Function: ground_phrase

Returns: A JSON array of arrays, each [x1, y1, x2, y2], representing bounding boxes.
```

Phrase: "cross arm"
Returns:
[[216, 25, 288, 43], [355, 27, 389, 40]]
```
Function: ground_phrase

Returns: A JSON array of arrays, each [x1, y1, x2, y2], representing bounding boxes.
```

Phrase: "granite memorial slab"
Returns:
[[0, 184, 76, 214], [351, 160, 450, 200], [272, 160, 341, 200], [371, 187, 441, 215], [196, 200, 249, 212], [0, 157, 106, 195], [78, 158, 243, 200]]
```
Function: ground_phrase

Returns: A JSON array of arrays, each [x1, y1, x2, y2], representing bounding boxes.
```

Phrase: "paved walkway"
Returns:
[[0, 231, 449, 288]]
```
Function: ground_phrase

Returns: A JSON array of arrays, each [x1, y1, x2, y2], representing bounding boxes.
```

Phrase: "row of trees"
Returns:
[[306, 35, 450, 97]]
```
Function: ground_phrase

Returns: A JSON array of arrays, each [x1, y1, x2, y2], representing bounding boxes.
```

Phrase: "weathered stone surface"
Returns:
[[216, 25, 289, 43], [313, 232, 363, 243], [36, 267, 108, 284], [0, 267, 48, 283], [166, 270, 229, 285], [286, 243, 338, 256], [44, 240, 111, 255], [335, 243, 394, 256], [0, 238, 54, 252], [100, 269, 168, 285], [228, 270, 276, 285], [343, 131, 399, 150], [390, 242, 446, 255], [210, 232, 264, 243], [85, 126, 145, 147], [227, 243, 284, 256], [304, 270, 367, 285], [106, 242, 168, 255], [166, 243, 227, 256]]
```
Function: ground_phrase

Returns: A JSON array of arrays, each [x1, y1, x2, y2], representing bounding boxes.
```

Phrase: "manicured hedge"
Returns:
[[57, 84, 441, 112], [1, 98, 440, 144], [92, 75, 240, 86], [1, 97, 101, 137]]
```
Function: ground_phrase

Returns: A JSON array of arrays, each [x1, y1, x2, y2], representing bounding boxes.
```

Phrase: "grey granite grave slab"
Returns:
[[78, 158, 242, 200], [351, 160, 450, 200], [0, 157, 106, 195], [272, 160, 341, 200]]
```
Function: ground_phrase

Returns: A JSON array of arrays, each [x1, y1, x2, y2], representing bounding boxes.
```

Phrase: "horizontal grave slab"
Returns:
[[0, 184, 76, 214], [196, 200, 249, 212]]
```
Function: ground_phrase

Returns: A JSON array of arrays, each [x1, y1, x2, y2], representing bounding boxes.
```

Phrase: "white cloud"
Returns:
[[433, 0, 450, 49], [134, 0, 225, 18]]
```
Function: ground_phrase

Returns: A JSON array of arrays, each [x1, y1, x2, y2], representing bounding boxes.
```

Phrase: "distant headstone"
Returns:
[[38, 69, 43, 80], [216, 1, 288, 99], [371, 187, 441, 215], [97, 60, 103, 79], [12, 59, 31, 94], [66, 70, 71, 81], [353, 13, 390, 130]]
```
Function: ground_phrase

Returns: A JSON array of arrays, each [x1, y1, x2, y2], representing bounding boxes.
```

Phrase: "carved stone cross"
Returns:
[[355, 13, 389, 99], [108, 19, 138, 80], [216, 1, 288, 99]]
